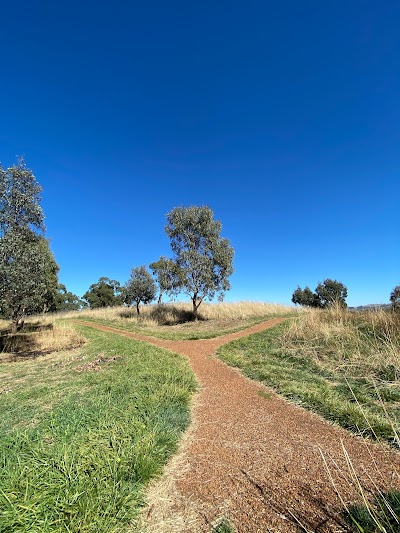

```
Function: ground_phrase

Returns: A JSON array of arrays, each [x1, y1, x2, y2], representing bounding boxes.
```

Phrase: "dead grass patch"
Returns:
[[0, 319, 85, 362]]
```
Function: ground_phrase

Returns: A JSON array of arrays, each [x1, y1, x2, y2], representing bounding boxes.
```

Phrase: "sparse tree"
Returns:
[[123, 266, 157, 315], [0, 160, 59, 331], [390, 285, 400, 311], [149, 256, 183, 304], [165, 206, 234, 319], [82, 277, 122, 308]]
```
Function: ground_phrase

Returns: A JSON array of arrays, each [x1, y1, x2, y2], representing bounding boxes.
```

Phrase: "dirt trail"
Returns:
[[79, 320, 400, 532]]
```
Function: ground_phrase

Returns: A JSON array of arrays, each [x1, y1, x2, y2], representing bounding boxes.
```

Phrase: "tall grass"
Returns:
[[0, 318, 85, 360], [280, 306, 400, 385], [61, 301, 295, 323]]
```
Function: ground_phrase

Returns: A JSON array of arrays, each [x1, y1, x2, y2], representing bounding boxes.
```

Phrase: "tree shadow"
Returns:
[[0, 322, 54, 361]]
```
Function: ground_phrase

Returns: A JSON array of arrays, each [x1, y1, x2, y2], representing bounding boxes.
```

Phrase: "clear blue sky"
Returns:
[[1, 1, 399, 306]]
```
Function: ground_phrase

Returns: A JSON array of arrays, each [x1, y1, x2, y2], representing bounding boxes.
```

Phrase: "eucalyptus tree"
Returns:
[[123, 266, 157, 315], [82, 277, 122, 308], [0, 160, 59, 331], [165, 206, 234, 319], [149, 256, 183, 304]]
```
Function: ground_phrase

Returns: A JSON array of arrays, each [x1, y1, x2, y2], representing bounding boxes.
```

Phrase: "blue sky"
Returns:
[[1, 1, 399, 306]]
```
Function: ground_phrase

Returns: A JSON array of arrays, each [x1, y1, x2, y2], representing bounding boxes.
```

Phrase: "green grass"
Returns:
[[347, 490, 400, 532], [0, 325, 196, 532], [217, 322, 399, 444]]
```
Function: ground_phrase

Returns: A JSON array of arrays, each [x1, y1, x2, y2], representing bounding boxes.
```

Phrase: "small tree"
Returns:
[[315, 279, 347, 308], [291, 286, 319, 307], [390, 285, 400, 311], [149, 256, 183, 304], [165, 206, 234, 319], [123, 266, 157, 315], [82, 277, 122, 308]]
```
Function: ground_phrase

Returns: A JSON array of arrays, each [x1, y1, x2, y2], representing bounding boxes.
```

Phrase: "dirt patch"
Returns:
[[74, 355, 122, 373], [80, 320, 400, 532]]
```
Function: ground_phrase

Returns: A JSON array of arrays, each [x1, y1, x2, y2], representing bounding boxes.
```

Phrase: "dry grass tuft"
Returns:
[[279, 306, 400, 380], [0, 318, 85, 361]]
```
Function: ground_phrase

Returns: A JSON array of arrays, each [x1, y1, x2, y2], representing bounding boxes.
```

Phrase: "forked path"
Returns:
[[79, 320, 400, 532]]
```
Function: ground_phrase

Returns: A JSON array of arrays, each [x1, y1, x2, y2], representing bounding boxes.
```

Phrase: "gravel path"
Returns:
[[79, 320, 400, 532]]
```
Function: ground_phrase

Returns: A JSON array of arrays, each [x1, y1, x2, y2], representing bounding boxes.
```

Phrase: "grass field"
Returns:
[[61, 301, 297, 340], [218, 307, 400, 445], [0, 324, 196, 532]]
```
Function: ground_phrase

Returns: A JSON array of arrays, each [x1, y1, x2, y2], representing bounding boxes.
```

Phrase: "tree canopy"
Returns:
[[123, 266, 157, 314], [164, 206, 234, 319], [292, 279, 348, 308], [54, 284, 87, 312], [149, 256, 183, 304], [82, 277, 122, 308]]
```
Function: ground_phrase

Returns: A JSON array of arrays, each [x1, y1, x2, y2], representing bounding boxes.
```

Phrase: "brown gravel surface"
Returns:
[[79, 319, 400, 532]]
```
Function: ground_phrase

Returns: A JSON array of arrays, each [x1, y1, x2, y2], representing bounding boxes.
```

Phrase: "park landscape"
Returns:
[[1, 162, 400, 532]]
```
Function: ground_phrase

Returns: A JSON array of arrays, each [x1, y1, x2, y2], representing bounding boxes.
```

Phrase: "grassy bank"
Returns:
[[218, 307, 400, 445], [61, 301, 298, 340], [0, 325, 196, 532]]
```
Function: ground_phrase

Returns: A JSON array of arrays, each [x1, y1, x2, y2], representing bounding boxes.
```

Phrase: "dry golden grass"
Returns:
[[280, 305, 400, 379], [61, 301, 296, 324], [0, 317, 85, 360]]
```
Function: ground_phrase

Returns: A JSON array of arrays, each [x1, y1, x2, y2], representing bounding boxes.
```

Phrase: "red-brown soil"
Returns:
[[79, 319, 400, 532]]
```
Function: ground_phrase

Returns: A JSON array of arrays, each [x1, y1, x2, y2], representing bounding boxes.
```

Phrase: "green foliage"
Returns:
[[292, 279, 347, 308], [347, 491, 400, 532], [390, 285, 400, 311], [291, 286, 319, 307], [0, 326, 196, 531], [0, 159, 44, 235], [316, 278, 347, 308], [149, 256, 183, 303], [54, 284, 87, 311], [123, 265, 157, 314], [82, 277, 122, 308], [212, 516, 235, 532], [0, 160, 59, 329], [0, 231, 59, 325], [165, 206, 234, 318]]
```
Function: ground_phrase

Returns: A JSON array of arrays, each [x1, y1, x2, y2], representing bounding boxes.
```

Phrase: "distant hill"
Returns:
[[349, 303, 391, 311]]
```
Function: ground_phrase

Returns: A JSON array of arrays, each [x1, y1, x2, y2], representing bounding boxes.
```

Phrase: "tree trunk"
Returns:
[[136, 302, 140, 315], [158, 292, 163, 304], [192, 295, 200, 321]]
